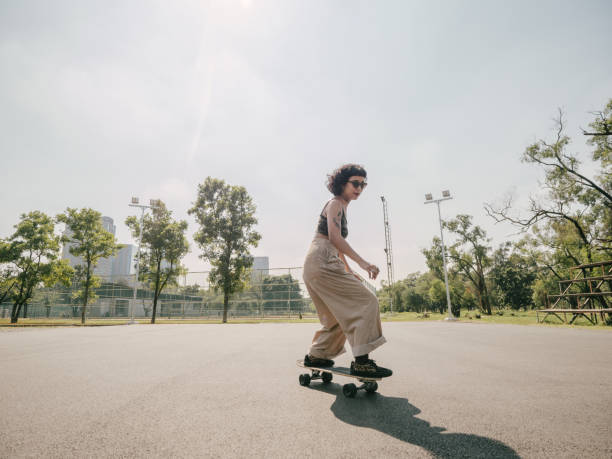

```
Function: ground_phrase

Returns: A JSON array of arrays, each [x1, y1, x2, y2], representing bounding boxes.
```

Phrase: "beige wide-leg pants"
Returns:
[[303, 238, 386, 359]]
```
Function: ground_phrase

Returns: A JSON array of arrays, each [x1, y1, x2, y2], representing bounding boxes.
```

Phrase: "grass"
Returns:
[[382, 309, 612, 329], [1, 310, 610, 329]]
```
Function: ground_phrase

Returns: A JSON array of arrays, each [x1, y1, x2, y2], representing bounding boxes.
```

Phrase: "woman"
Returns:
[[302, 164, 392, 378]]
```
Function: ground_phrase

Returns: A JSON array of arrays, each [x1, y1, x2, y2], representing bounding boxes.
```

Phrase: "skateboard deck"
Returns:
[[297, 359, 382, 398]]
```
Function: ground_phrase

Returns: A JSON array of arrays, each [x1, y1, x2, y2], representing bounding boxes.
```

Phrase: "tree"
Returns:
[[260, 274, 303, 314], [188, 177, 261, 323], [399, 273, 427, 313], [489, 242, 537, 310], [376, 271, 465, 314], [444, 215, 493, 315], [181, 284, 202, 296], [125, 201, 189, 324], [585, 99, 612, 252], [1, 211, 73, 323], [422, 237, 445, 281], [57, 208, 120, 324], [422, 239, 465, 316], [485, 103, 611, 265], [428, 279, 447, 314], [0, 250, 17, 307]]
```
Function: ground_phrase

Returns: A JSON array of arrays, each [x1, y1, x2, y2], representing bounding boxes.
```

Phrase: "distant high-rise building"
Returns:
[[111, 244, 136, 282], [101, 216, 116, 236], [251, 256, 269, 283]]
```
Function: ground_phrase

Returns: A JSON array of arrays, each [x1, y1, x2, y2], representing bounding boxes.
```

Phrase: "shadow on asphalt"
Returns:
[[308, 383, 519, 458]]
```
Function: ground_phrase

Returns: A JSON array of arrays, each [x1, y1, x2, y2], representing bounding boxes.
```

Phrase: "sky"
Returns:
[[1, 0, 611, 287]]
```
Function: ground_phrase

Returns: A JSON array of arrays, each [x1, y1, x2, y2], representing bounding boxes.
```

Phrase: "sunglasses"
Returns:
[[348, 180, 368, 189]]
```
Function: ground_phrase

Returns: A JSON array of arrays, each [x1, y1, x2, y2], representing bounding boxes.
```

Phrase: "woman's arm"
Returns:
[[326, 199, 379, 280], [339, 251, 363, 280], [338, 251, 351, 272]]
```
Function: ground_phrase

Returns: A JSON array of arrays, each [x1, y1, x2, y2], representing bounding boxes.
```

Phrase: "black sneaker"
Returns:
[[304, 354, 335, 368], [350, 359, 392, 378]]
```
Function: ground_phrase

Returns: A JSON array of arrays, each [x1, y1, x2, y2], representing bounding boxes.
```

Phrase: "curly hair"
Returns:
[[326, 164, 367, 196]]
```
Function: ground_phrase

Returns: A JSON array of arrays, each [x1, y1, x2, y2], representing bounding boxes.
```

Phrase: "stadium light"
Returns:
[[424, 190, 456, 321]]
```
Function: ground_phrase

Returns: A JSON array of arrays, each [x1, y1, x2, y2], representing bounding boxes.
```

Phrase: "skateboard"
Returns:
[[297, 359, 382, 398]]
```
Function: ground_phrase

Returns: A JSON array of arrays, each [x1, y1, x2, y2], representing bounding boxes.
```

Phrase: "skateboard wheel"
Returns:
[[322, 372, 333, 383], [299, 374, 311, 387], [365, 382, 378, 393], [342, 383, 357, 398]]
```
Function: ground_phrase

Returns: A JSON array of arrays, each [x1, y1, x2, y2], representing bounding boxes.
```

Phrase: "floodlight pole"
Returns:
[[128, 199, 155, 325], [424, 192, 456, 321]]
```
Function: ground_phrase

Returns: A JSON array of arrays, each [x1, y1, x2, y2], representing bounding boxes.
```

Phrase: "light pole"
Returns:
[[424, 190, 456, 321], [127, 197, 159, 325]]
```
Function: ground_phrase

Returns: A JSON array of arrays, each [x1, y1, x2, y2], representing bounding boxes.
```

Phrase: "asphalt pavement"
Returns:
[[1, 322, 611, 458]]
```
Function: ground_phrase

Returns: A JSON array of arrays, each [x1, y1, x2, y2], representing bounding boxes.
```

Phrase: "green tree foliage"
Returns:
[[485, 102, 611, 266], [444, 215, 493, 315], [489, 242, 537, 310], [421, 240, 469, 316], [181, 284, 202, 296], [260, 274, 303, 313], [422, 237, 445, 280], [377, 271, 467, 315], [1, 211, 73, 323], [585, 99, 612, 253], [484, 101, 611, 311], [428, 279, 447, 312], [188, 177, 261, 323], [57, 208, 120, 324], [126, 201, 189, 324], [0, 254, 17, 306]]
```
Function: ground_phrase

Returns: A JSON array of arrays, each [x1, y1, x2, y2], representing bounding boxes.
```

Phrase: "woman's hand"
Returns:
[[358, 260, 380, 280]]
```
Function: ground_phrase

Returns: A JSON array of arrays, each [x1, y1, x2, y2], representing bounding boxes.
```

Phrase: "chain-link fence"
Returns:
[[0, 267, 321, 320]]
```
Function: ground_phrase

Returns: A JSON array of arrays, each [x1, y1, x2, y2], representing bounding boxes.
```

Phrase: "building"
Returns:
[[111, 244, 136, 283], [251, 256, 269, 283], [101, 216, 116, 235]]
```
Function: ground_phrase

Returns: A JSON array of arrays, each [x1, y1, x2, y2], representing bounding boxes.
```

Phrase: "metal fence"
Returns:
[[0, 267, 321, 320]]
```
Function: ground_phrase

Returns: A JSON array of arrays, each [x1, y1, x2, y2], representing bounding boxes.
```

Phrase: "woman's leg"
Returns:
[[304, 282, 347, 359], [306, 264, 386, 358]]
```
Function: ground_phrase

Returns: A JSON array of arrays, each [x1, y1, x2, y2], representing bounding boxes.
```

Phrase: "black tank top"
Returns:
[[317, 201, 348, 238]]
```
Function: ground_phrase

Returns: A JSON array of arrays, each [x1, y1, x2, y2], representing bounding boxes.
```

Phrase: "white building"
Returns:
[[111, 244, 136, 282]]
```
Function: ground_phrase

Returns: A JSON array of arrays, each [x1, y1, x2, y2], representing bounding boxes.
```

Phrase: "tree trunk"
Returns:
[[151, 296, 157, 324], [223, 291, 229, 323], [82, 263, 91, 325], [481, 276, 492, 315], [10, 302, 21, 324], [151, 261, 162, 324]]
